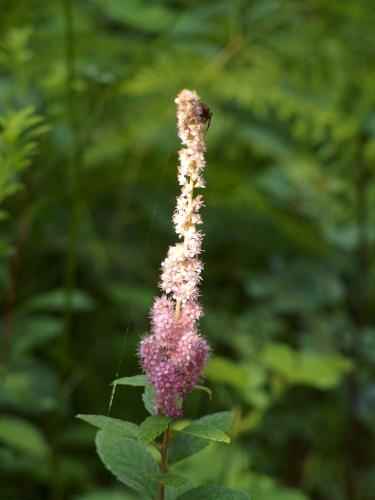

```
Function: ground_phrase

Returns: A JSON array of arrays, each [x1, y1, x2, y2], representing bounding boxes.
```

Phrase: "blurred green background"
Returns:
[[1, 0, 374, 499]]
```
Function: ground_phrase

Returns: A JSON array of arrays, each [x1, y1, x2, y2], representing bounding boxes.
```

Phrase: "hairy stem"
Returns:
[[159, 425, 170, 500]]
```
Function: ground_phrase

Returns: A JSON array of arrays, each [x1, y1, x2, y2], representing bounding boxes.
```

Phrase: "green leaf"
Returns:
[[176, 485, 250, 499], [237, 471, 308, 500], [143, 383, 156, 415], [92, 0, 175, 34], [194, 385, 212, 399], [0, 361, 57, 412], [153, 473, 189, 488], [139, 415, 170, 442], [0, 416, 49, 458], [0, 209, 9, 221], [261, 343, 352, 389], [169, 412, 233, 464], [22, 288, 95, 313], [77, 415, 139, 439], [13, 316, 62, 354], [106, 284, 154, 312], [176, 422, 230, 444], [113, 375, 147, 386], [205, 357, 250, 388], [247, 261, 344, 313], [205, 357, 269, 409], [96, 430, 158, 498], [76, 490, 137, 500]]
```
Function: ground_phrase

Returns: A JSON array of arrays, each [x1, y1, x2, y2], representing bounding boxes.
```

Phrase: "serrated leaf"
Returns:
[[139, 415, 170, 442], [177, 422, 230, 443], [113, 375, 147, 386], [169, 412, 233, 464], [153, 473, 189, 488], [143, 383, 156, 415], [0, 416, 49, 458], [176, 485, 250, 499], [96, 430, 158, 498], [77, 415, 139, 439]]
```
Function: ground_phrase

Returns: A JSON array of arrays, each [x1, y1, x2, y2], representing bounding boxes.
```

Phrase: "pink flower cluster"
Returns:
[[139, 297, 209, 418], [138, 90, 211, 418]]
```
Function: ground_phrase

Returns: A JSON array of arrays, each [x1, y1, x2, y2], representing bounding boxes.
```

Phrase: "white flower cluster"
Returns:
[[160, 89, 208, 303]]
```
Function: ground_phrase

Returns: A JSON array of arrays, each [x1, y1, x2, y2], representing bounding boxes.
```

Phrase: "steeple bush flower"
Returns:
[[138, 89, 211, 419], [78, 91, 246, 500]]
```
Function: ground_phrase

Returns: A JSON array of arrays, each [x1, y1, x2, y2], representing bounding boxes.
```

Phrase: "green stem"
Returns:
[[1, 191, 29, 369], [51, 2, 82, 499], [347, 160, 370, 499], [62, 0, 82, 357]]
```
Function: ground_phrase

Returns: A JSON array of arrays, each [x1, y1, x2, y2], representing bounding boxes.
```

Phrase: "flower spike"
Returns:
[[138, 90, 211, 418]]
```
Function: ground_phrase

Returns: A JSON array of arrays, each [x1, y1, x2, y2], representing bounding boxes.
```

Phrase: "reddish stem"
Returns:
[[159, 425, 170, 500]]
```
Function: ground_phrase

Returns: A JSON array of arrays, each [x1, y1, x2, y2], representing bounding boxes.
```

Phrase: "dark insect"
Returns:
[[199, 101, 212, 132]]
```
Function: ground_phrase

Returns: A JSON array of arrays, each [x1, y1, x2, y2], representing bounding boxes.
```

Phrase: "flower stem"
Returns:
[[159, 425, 170, 500], [173, 178, 195, 326], [174, 300, 181, 323]]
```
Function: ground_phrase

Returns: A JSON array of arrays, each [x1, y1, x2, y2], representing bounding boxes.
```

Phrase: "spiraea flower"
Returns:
[[138, 89, 211, 418]]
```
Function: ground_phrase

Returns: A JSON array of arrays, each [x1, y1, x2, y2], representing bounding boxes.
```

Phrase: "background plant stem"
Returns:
[[62, 0, 82, 360]]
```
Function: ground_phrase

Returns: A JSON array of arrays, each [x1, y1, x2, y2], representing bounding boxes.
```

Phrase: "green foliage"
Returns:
[[205, 357, 269, 409], [169, 412, 233, 464], [261, 343, 352, 389], [143, 383, 157, 416], [0, 416, 49, 458], [176, 485, 250, 499], [114, 376, 212, 401], [76, 490, 136, 500], [77, 415, 140, 440], [153, 473, 189, 488], [0, 107, 47, 206], [236, 472, 309, 500], [175, 420, 230, 444], [113, 375, 148, 386], [193, 385, 212, 399], [22, 288, 95, 312], [12, 315, 61, 355], [0, 106, 47, 255], [1, 0, 374, 498], [139, 415, 170, 442], [95, 431, 159, 498], [81, 410, 241, 499]]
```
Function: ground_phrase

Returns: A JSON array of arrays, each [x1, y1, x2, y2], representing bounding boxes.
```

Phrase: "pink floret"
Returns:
[[138, 298, 210, 419]]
